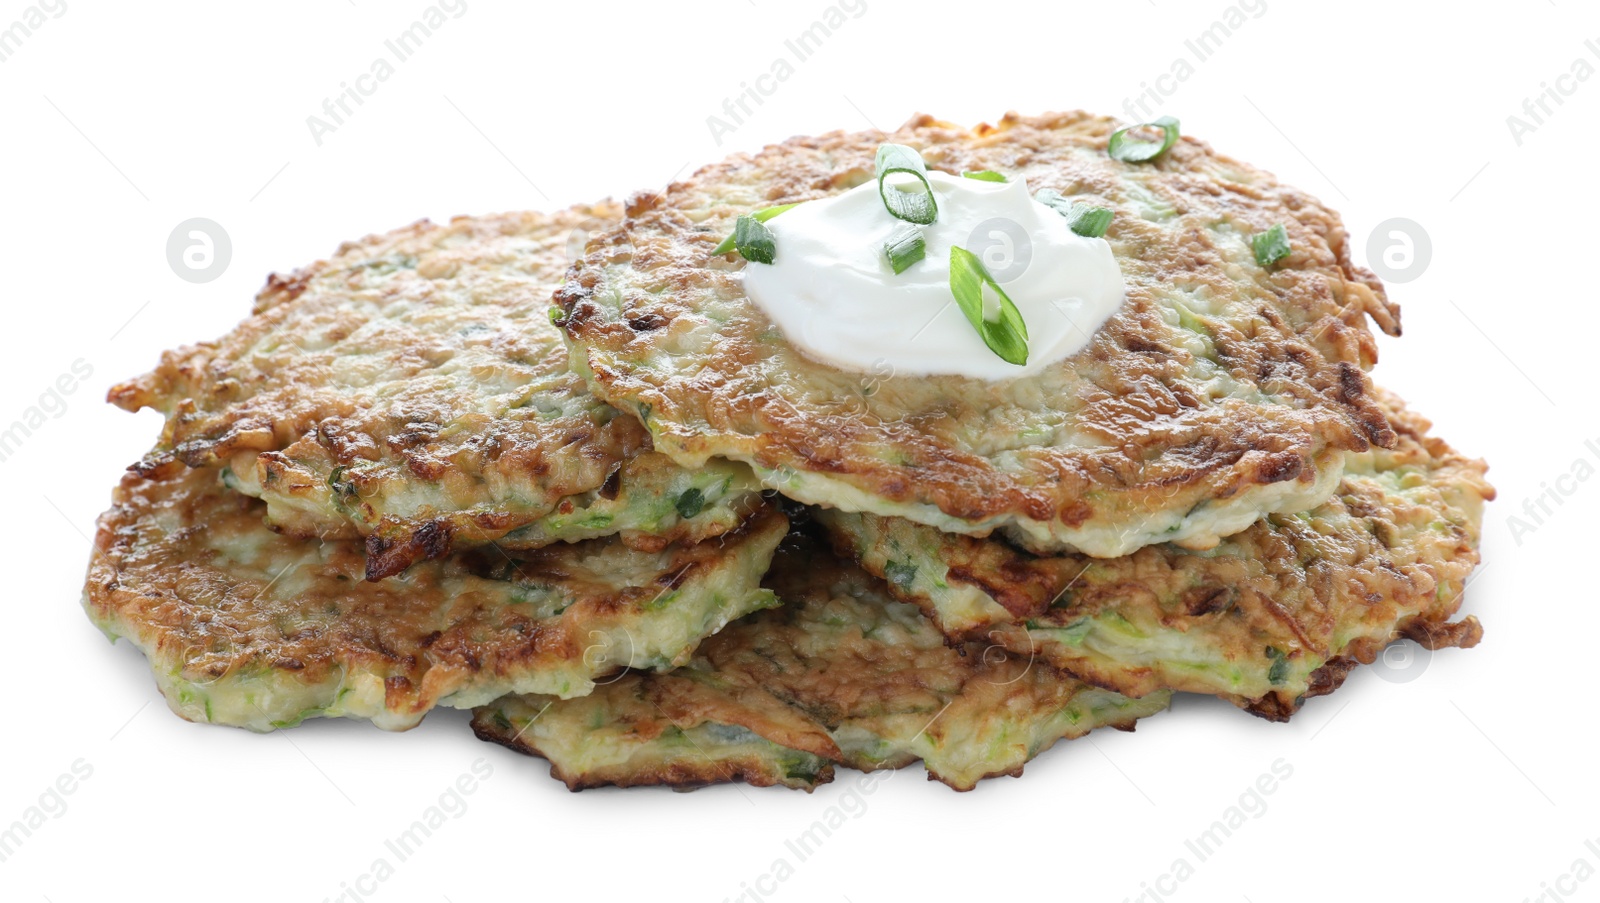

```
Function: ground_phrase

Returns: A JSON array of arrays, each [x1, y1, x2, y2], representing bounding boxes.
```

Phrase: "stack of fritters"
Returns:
[[85, 112, 1490, 791], [87, 208, 788, 732]]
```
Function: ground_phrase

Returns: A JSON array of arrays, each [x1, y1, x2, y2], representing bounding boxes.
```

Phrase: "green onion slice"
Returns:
[[711, 203, 799, 255], [961, 170, 1006, 183], [1107, 115, 1180, 163], [875, 143, 938, 225], [732, 214, 776, 265], [1252, 223, 1291, 267], [1033, 188, 1074, 217], [1034, 189, 1114, 238], [1065, 203, 1113, 238], [883, 223, 926, 275], [949, 245, 1029, 366]]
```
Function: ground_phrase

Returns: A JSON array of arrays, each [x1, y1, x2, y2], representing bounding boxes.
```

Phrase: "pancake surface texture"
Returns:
[[472, 536, 1170, 791], [110, 206, 760, 579], [820, 389, 1490, 719], [83, 464, 786, 732], [559, 112, 1400, 558]]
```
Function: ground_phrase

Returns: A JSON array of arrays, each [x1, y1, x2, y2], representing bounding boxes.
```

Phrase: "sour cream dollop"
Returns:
[[741, 170, 1125, 381]]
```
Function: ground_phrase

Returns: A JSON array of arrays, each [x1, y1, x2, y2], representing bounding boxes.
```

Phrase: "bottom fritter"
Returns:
[[83, 462, 786, 731], [471, 535, 1171, 792]]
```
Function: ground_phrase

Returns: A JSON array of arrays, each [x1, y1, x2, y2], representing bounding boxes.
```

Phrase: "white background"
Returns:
[[1, 1, 1593, 901]]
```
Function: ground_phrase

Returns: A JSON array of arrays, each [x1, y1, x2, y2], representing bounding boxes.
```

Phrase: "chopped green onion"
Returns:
[[1252, 223, 1291, 267], [732, 214, 776, 264], [711, 203, 799, 255], [875, 143, 938, 225], [548, 307, 565, 326], [1107, 115, 1180, 163], [882, 223, 926, 274], [1033, 188, 1074, 217], [754, 202, 801, 220], [1034, 189, 1114, 238], [961, 170, 1006, 183], [949, 246, 1029, 366], [1065, 204, 1114, 238]]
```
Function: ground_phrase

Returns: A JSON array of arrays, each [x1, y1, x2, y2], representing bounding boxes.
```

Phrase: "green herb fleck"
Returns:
[[1252, 223, 1291, 267], [674, 487, 707, 520], [327, 466, 359, 507], [1266, 646, 1289, 685], [884, 561, 917, 590]]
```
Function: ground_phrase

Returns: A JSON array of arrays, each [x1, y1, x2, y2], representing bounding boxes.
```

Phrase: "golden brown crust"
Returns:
[[820, 388, 1491, 720], [110, 206, 760, 579], [83, 463, 786, 730], [541, 757, 830, 792], [470, 673, 841, 792], [560, 111, 1400, 555], [472, 536, 1171, 791]]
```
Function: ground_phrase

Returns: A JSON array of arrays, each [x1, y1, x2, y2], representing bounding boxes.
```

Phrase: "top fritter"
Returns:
[[557, 112, 1401, 556], [110, 207, 762, 579]]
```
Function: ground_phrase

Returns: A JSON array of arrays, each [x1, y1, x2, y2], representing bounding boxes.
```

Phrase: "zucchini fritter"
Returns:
[[472, 537, 1170, 791], [819, 389, 1490, 719], [472, 679, 839, 791], [558, 112, 1399, 558], [110, 206, 761, 579], [82, 463, 786, 732]]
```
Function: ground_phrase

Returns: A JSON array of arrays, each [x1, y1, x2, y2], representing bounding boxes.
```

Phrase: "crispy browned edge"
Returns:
[[107, 207, 655, 581], [468, 709, 838, 792], [83, 458, 788, 723], [816, 388, 1490, 723]]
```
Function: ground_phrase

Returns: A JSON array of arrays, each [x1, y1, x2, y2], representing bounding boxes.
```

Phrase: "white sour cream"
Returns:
[[741, 170, 1125, 380]]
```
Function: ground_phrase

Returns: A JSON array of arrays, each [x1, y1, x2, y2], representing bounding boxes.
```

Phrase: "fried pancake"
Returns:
[[471, 536, 1170, 791], [82, 463, 786, 732], [110, 206, 761, 579], [471, 679, 839, 791], [818, 389, 1490, 720], [558, 112, 1400, 558]]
